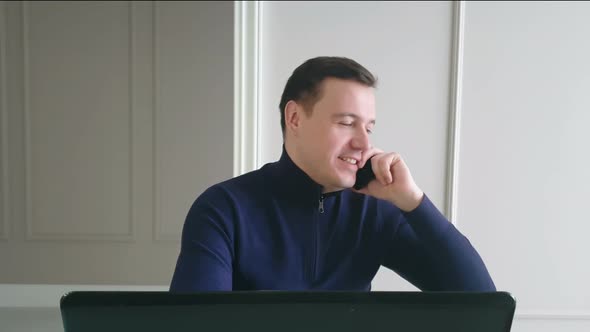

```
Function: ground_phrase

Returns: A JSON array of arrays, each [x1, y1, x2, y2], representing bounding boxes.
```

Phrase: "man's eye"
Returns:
[[366, 128, 373, 134], [339, 122, 353, 127]]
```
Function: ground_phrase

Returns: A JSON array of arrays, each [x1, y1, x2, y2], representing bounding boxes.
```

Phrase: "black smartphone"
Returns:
[[353, 158, 375, 190]]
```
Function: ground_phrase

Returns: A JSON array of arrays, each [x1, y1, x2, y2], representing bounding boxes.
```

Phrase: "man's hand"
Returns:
[[354, 148, 424, 212]]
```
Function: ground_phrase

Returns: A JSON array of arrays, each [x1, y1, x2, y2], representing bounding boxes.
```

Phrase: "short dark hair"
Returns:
[[278, 56, 377, 136]]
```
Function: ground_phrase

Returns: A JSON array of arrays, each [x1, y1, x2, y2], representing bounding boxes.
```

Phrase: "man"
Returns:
[[170, 56, 495, 292]]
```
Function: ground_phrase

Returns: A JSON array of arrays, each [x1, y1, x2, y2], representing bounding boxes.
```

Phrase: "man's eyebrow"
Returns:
[[332, 113, 376, 125]]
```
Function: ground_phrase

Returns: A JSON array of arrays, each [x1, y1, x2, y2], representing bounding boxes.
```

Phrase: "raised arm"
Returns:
[[382, 195, 496, 291], [355, 149, 495, 291]]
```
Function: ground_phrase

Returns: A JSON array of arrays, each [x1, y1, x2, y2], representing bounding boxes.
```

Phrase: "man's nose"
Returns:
[[350, 127, 370, 150]]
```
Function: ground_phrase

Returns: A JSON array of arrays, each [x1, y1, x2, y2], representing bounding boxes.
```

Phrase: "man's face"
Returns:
[[294, 78, 376, 192]]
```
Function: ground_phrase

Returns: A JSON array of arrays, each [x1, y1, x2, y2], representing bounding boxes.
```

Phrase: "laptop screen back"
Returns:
[[60, 291, 516, 332]]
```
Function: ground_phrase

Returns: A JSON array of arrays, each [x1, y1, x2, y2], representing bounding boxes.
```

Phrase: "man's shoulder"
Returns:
[[196, 163, 275, 204], [220, 163, 273, 191]]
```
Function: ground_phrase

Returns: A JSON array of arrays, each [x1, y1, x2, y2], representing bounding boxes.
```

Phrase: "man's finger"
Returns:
[[383, 154, 394, 185], [380, 154, 391, 186], [359, 147, 381, 168]]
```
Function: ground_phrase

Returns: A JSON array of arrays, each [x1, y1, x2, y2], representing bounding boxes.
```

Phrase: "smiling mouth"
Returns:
[[338, 157, 358, 165]]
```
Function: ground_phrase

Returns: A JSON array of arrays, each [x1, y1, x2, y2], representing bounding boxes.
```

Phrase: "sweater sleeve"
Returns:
[[381, 194, 496, 291], [169, 186, 235, 292]]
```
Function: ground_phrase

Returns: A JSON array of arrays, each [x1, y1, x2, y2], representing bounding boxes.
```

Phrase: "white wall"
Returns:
[[458, 2, 590, 331], [255, 1, 590, 331]]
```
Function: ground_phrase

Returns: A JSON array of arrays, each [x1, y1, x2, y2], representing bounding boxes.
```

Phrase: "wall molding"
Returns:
[[0, 0, 9, 240], [128, 0, 136, 241], [21, 1, 134, 241], [150, 2, 182, 242], [152, 0, 161, 241], [151, 1, 174, 242], [233, 1, 261, 177], [444, 0, 465, 225]]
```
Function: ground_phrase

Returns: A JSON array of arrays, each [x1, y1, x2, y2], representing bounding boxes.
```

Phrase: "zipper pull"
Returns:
[[318, 195, 324, 213]]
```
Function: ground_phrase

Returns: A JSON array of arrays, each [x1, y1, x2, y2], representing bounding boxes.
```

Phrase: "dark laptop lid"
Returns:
[[60, 291, 516, 332]]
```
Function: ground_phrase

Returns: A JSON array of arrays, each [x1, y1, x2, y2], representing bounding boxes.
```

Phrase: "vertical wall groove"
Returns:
[[255, 3, 262, 169], [127, 0, 135, 238], [0, 0, 9, 240], [444, 0, 465, 225], [233, 1, 260, 176], [22, 0, 32, 238], [152, 0, 162, 241]]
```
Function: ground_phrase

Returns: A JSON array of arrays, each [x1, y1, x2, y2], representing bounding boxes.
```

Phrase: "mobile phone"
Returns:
[[353, 158, 375, 190]]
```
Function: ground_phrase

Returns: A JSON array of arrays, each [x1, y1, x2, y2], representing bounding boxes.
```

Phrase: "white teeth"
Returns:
[[339, 157, 357, 165]]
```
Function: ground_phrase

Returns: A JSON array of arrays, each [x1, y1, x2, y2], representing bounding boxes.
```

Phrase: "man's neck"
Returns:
[[283, 141, 343, 195]]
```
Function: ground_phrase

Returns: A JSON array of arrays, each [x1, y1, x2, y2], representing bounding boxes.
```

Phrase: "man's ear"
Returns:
[[284, 100, 302, 136]]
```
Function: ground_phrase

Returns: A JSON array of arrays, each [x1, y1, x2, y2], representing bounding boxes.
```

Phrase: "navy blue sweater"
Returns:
[[170, 149, 495, 292]]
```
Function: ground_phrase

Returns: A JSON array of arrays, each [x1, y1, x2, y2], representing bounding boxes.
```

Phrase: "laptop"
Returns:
[[60, 291, 516, 332]]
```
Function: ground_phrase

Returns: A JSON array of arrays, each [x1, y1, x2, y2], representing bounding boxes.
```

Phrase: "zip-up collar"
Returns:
[[270, 146, 343, 206]]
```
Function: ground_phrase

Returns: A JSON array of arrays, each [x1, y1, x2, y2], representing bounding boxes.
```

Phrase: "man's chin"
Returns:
[[336, 177, 356, 190], [322, 179, 353, 193]]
